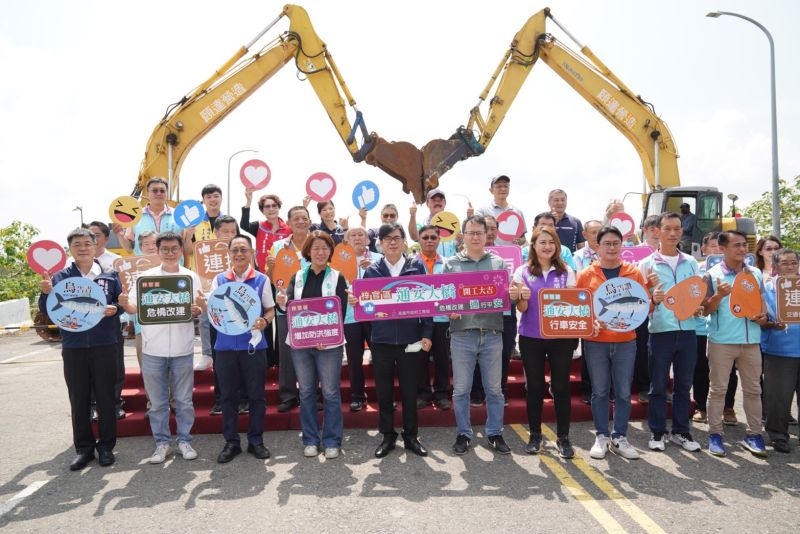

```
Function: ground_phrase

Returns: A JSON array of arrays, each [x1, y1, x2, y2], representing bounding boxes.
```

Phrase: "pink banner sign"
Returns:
[[352, 270, 510, 322], [486, 246, 522, 277], [286, 296, 344, 349], [619, 245, 654, 265]]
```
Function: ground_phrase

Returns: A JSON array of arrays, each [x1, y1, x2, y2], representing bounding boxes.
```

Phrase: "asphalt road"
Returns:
[[0, 331, 798, 533]]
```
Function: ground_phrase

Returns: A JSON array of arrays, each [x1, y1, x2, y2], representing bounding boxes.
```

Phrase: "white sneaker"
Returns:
[[590, 435, 610, 459], [304, 445, 319, 457], [648, 432, 667, 451], [324, 447, 340, 459], [611, 436, 640, 459], [194, 354, 213, 371], [149, 443, 170, 464], [670, 432, 702, 452], [178, 442, 198, 460]]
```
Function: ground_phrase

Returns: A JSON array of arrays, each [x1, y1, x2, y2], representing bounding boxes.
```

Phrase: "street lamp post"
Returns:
[[72, 206, 84, 226], [227, 149, 258, 215], [707, 10, 780, 238]]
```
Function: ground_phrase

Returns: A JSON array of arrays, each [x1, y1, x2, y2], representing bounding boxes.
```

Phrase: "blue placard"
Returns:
[[208, 282, 261, 335], [592, 277, 650, 333], [173, 199, 206, 228], [704, 254, 756, 270], [46, 277, 108, 332], [352, 180, 380, 211]]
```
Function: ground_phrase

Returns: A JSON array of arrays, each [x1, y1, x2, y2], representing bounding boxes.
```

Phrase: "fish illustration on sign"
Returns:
[[52, 293, 104, 317], [592, 278, 651, 333], [597, 291, 648, 318], [213, 286, 251, 331], [207, 282, 260, 336]]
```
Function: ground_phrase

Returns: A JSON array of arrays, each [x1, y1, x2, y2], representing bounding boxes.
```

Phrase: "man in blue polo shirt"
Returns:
[[549, 189, 585, 253]]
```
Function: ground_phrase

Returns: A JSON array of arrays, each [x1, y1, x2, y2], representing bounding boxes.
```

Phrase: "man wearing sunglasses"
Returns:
[[116, 177, 183, 256]]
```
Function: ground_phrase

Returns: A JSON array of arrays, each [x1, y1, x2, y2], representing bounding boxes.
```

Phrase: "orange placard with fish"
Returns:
[[663, 275, 707, 321], [330, 243, 357, 283], [272, 248, 302, 290], [729, 272, 763, 318]]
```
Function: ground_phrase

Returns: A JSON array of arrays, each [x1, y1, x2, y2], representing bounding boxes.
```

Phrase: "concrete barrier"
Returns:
[[0, 298, 33, 330]]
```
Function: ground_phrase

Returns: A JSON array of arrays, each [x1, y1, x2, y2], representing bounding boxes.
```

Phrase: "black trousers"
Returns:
[[763, 353, 800, 442], [693, 335, 737, 411], [417, 322, 451, 400], [210, 326, 248, 405], [472, 315, 516, 399], [634, 319, 650, 392], [215, 349, 267, 445], [519, 336, 574, 438], [344, 322, 371, 403], [62, 345, 117, 453], [372, 343, 418, 439], [114, 334, 125, 408], [276, 315, 299, 403]]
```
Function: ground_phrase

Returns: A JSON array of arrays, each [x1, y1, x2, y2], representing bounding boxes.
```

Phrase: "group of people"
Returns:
[[40, 174, 800, 471]]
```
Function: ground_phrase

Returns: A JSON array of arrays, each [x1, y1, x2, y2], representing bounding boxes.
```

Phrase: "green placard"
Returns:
[[136, 275, 194, 325]]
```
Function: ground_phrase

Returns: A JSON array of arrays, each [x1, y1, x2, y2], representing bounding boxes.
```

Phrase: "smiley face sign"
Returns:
[[108, 196, 143, 227], [27, 240, 67, 275], [609, 212, 636, 239], [431, 211, 460, 242], [240, 159, 271, 190], [496, 211, 524, 241], [305, 172, 337, 202]]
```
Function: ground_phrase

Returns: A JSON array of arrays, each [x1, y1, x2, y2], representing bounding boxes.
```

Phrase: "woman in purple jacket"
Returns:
[[512, 226, 577, 459]]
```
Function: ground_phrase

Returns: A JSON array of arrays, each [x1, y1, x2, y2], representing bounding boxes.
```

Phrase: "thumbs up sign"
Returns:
[[652, 283, 665, 304], [715, 277, 732, 298], [39, 271, 53, 295], [276, 288, 288, 307]]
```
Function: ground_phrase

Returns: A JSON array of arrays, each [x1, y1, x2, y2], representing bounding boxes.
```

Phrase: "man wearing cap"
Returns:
[[408, 189, 459, 257], [474, 175, 527, 247], [548, 189, 585, 252], [679, 203, 696, 253]]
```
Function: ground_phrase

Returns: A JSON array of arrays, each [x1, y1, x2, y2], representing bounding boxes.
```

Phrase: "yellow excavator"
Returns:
[[134, 5, 754, 254]]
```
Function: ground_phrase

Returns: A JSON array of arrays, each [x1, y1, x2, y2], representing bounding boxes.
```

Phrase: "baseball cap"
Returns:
[[426, 188, 446, 200], [490, 175, 510, 186], [680, 202, 690, 208]]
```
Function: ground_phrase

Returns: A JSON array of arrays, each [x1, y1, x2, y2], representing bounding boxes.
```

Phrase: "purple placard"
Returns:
[[286, 296, 344, 349], [619, 245, 654, 265], [353, 270, 510, 321], [486, 246, 522, 277]]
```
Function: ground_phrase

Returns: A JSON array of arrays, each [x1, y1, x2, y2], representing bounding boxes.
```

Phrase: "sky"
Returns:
[[1, 0, 798, 244]]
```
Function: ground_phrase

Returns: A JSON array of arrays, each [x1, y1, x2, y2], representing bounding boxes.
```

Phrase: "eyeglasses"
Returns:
[[778, 261, 799, 266], [229, 247, 252, 254], [149, 188, 167, 194], [262, 204, 279, 209], [464, 231, 486, 237], [159, 246, 181, 254], [382, 213, 398, 219], [420, 235, 439, 241], [599, 241, 622, 248], [492, 184, 510, 189], [382, 236, 404, 243]]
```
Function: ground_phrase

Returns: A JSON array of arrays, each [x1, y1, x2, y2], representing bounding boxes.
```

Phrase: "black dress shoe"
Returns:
[[69, 451, 95, 471], [403, 438, 428, 457], [116, 407, 126, 420], [247, 443, 271, 459], [278, 398, 300, 413], [98, 449, 115, 466], [217, 442, 242, 463], [374, 439, 396, 458]]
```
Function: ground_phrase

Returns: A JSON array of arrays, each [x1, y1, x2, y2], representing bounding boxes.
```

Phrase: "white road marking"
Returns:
[[0, 480, 49, 518], [0, 347, 59, 364]]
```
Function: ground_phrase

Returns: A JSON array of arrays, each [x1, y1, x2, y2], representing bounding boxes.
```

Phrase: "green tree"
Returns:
[[0, 221, 41, 304], [742, 175, 800, 250]]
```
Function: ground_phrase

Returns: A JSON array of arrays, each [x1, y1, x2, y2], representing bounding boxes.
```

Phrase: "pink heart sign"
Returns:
[[27, 240, 67, 275], [240, 159, 271, 190], [496, 211, 524, 241], [305, 172, 337, 202], [609, 212, 635, 239]]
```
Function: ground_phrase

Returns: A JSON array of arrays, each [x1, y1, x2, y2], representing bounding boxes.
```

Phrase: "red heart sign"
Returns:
[[496, 211, 524, 241], [609, 212, 635, 239], [240, 159, 271, 190], [305, 172, 337, 202], [27, 240, 67, 275]]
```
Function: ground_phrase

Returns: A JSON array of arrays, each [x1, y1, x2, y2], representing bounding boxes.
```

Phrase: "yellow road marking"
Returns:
[[511, 424, 627, 533], [536, 423, 666, 534]]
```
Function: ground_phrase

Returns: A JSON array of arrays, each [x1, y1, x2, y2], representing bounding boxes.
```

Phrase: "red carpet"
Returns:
[[115, 358, 652, 437]]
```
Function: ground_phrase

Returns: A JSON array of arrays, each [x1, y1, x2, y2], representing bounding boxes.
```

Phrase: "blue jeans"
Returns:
[[584, 340, 636, 437], [648, 330, 697, 434], [451, 330, 504, 439], [141, 354, 195, 445], [291, 346, 344, 448]]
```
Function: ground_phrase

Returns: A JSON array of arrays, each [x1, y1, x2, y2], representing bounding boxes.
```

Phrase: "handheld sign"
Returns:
[[27, 240, 67, 275], [287, 296, 344, 349], [136, 275, 194, 325], [729, 272, 762, 319], [496, 211, 525, 241], [705, 254, 723, 270], [113, 255, 160, 295], [173, 200, 206, 229], [593, 278, 650, 332], [330, 243, 358, 283], [240, 159, 271, 190], [539, 288, 594, 338], [430, 211, 460, 242], [619, 246, 654, 265], [352, 180, 380, 211], [663, 275, 707, 321], [272, 248, 302, 289], [108, 196, 143, 227], [609, 212, 636, 239], [208, 282, 260, 335], [305, 172, 336, 202], [486, 246, 522, 277], [776, 276, 800, 323], [46, 277, 107, 332], [194, 240, 233, 293]]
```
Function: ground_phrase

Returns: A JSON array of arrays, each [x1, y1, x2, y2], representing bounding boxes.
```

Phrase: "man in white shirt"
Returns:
[[120, 232, 206, 464]]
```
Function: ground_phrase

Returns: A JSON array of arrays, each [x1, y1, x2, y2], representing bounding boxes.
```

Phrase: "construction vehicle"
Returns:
[[134, 5, 754, 255]]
